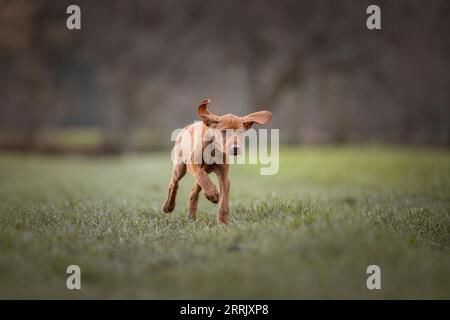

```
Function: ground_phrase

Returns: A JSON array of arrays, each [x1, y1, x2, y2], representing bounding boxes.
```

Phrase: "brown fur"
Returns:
[[162, 99, 272, 224]]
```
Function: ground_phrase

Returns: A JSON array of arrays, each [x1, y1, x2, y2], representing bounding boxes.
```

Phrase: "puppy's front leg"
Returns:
[[216, 166, 230, 224], [187, 164, 219, 203], [188, 183, 201, 220]]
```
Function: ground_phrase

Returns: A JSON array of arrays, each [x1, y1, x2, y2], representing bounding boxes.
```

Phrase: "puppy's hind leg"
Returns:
[[162, 163, 186, 213]]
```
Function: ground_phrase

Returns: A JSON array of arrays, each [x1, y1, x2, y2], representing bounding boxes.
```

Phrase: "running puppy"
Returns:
[[162, 99, 272, 224]]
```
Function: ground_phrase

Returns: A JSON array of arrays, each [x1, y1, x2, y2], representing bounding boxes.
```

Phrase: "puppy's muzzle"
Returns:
[[230, 145, 241, 156]]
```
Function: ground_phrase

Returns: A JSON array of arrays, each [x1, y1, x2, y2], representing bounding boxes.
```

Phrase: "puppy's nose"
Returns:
[[231, 145, 240, 155]]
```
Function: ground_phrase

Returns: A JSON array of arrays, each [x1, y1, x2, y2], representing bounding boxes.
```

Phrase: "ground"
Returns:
[[0, 146, 449, 298]]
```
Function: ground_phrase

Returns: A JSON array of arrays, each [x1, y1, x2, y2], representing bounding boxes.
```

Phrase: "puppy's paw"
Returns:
[[204, 188, 219, 204], [162, 201, 175, 213]]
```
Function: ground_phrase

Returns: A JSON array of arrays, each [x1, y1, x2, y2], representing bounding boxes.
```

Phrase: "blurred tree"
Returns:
[[0, 0, 448, 151]]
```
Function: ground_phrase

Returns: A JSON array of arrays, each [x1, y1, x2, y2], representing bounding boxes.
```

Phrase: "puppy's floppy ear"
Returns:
[[242, 110, 272, 130], [198, 99, 220, 127]]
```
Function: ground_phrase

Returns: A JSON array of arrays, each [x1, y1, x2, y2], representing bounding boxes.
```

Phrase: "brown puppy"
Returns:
[[162, 99, 272, 224]]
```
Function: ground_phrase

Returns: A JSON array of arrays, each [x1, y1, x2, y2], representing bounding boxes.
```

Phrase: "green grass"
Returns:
[[0, 146, 449, 299]]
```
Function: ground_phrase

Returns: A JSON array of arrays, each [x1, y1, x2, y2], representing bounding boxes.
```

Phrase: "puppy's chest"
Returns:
[[201, 163, 222, 173]]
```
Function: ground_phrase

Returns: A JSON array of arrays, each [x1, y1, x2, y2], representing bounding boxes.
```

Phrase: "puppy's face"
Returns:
[[214, 115, 246, 156], [197, 99, 272, 157]]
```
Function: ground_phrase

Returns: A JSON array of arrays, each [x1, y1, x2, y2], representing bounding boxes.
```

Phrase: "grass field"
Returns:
[[0, 146, 449, 299]]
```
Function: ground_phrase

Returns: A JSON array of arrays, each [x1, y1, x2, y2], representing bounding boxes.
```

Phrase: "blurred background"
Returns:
[[0, 0, 449, 154]]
